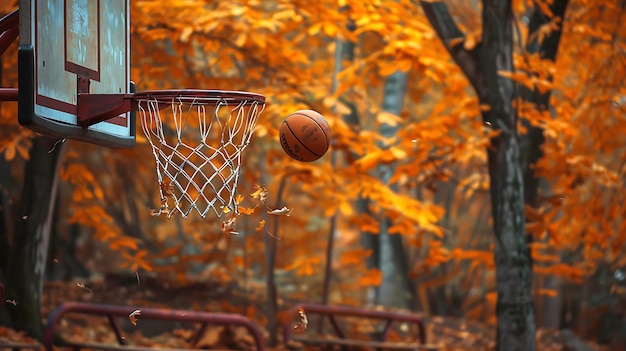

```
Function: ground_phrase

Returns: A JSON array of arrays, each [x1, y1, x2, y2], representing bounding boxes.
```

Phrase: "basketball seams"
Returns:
[[290, 113, 331, 147], [283, 120, 323, 157]]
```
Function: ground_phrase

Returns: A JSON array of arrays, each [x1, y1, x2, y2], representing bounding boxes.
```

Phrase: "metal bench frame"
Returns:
[[282, 304, 441, 351], [44, 302, 265, 351]]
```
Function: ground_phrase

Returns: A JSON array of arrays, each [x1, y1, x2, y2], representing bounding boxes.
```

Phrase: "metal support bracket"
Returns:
[[76, 93, 134, 127], [0, 10, 19, 102]]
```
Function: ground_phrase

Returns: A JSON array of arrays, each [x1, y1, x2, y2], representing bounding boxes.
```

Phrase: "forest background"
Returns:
[[0, 0, 625, 349]]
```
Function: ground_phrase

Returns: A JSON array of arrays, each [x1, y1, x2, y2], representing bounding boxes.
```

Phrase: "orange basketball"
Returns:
[[280, 110, 331, 162]]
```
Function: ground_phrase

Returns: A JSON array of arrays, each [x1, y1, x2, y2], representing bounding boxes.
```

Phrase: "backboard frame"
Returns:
[[17, 0, 136, 148]]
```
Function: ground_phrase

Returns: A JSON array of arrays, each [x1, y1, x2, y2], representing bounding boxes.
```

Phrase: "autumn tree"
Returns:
[[419, 0, 536, 350], [518, 0, 569, 329], [526, 1, 626, 344]]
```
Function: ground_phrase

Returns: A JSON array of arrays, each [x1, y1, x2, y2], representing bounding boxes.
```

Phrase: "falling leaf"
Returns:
[[221, 216, 237, 232], [76, 282, 92, 293], [251, 185, 267, 203], [150, 206, 170, 217], [293, 308, 308, 333], [268, 206, 292, 216], [235, 194, 244, 204], [239, 206, 256, 215], [129, 309, 141, 326]]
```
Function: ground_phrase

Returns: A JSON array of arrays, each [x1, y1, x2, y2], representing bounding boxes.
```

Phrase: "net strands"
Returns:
[[138, 94, 264, 218]]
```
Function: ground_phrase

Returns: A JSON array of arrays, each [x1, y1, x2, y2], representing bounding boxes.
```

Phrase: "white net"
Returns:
[[137, 92, 265, 219]]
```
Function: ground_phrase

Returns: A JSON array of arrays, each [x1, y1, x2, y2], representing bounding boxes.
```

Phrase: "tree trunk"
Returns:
[[320, 25, 351, 306], [480, 3, 535, 349], [5, 136, 67, 340], [483, 108, 534, 350], [0, 157, 14, 278], [420, 1, 535, 349], [330, 22, 380, 302], [320, 13, 372, 306], [375, 70, 415, 309], [0, 157, 14, 327]]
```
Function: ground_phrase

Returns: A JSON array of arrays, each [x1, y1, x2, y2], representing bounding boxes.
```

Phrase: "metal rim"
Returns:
[[134, 89, 265, 103]]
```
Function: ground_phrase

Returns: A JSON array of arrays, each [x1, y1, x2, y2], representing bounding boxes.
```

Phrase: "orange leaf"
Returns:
[[233, 256, 245, 266], [239, 206, 256, 215], [377, 111, 403, 127], [349, 213, 380, 234], [3, 144, 15, 161], [340, 248, 372, 265], [359, 268, 383, 286], [536, 289, 558, 297], [284, 257, 320, 276], [251, 185, 267, 202], [255, 220, 266, 231], [464, 31, 481, 50]]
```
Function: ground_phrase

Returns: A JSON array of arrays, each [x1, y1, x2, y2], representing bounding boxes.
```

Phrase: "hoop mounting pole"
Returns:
[[0, 88, 17, 101], [77, 93, 134, 127]]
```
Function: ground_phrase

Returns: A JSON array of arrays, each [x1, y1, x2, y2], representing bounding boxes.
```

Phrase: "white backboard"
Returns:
[[18, 0, 134, 147]]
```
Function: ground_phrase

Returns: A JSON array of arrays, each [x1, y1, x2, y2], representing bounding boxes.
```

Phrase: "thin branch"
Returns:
[[418, 0, 482, 90]]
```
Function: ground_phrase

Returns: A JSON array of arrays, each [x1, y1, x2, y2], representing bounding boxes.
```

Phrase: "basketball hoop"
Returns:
[[134, 90, 265, 219], [3, 3, 267, 219]]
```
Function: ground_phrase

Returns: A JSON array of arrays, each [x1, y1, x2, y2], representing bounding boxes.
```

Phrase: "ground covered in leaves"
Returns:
[[0, 276, 609, 351]]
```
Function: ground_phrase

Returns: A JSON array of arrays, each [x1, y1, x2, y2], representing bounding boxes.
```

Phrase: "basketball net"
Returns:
[[137, 95, 264, 218]]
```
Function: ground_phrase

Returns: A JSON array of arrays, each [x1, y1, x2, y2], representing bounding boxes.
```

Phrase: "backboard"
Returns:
[[18, 0, 135, 148]]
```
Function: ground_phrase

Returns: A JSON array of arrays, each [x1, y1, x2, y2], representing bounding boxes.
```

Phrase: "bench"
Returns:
[[0, 283, 43, 351], [44, 302, 265, 351], [282, 304, 442, 351], [0, 340, 42, 351]]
